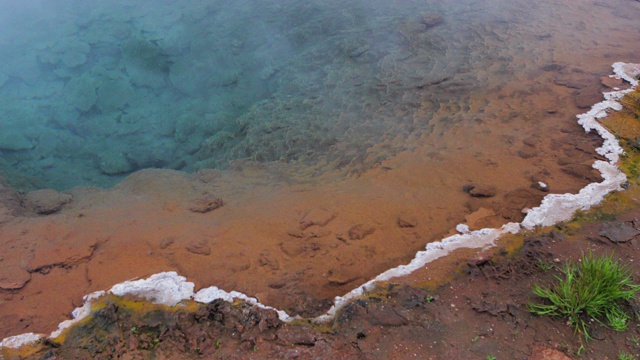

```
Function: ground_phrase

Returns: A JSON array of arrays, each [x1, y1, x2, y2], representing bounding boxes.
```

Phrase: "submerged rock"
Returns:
[[464, 183, 497, 198], [23, 189, 73, 215], [0, 133, 32, 151]]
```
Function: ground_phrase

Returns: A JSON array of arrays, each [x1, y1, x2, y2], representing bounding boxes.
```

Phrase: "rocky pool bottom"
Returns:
[[3, 83, 640, 360], [3, 68, 637, 355]]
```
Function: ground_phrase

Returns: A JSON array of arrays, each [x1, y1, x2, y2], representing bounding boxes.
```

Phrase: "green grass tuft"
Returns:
[[528, 252, 640, 339], [619, 351, 636, 360]]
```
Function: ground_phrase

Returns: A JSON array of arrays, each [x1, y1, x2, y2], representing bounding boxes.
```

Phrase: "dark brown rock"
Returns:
[[367, 304, 408, 327], [599, 222, 640, 243]]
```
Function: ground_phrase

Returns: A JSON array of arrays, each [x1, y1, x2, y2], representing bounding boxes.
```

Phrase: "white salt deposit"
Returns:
[[521, 62, 636, 229], [194, 286, 295, 322], [314, 222, 522, 322], [109, 271, 194, 307], [455, 223, 470, 234], [49, 291, 106, 339], [2, 62, 638, 349], [0, 332, 43, 349]]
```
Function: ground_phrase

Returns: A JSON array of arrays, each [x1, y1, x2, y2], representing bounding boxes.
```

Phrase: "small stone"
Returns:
[[23, 189, 73, 215], [189, 197, 223, 213], [159, 237, 175, 249], [465, 184, 497, 198], [420, 13, 443, 28], [98, 151, 134, 175], [347, 224, 375, 240], [541, 63, 564, 72], [185, 240, 211, 255], [531, 181, 549, 192], [300, 208, 336, 230], [0, 270, 31, 290], [397, 214, 418, 228]]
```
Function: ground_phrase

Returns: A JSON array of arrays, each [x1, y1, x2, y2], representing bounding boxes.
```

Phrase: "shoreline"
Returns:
[[3, 62, 638, 352]]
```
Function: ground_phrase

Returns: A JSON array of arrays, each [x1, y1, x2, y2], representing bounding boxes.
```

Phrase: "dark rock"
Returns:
[[367, 304, 408, 327], [189, 197, 223, 213], [599, 222, 640, 243], [471, 300, 508, 316], [541, 63, 564, 72], [23, 189, 73, 215]]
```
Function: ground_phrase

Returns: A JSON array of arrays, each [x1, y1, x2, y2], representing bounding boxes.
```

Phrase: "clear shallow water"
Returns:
[[4, 0, 630, 190], [1, 0, 640, 339]]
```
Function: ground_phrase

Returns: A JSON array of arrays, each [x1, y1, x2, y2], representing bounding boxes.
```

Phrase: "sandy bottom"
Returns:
[[1, 0, 640, 340]]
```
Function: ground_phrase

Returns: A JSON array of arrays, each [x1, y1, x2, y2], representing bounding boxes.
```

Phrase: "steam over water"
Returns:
[[1, 0, 640, 340], [0, 0, 635, 190]]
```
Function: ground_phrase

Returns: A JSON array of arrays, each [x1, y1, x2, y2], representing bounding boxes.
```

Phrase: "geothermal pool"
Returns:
[[0, 0, 639, 339]]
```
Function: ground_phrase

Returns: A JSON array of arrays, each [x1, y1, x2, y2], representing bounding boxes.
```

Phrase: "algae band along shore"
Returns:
[[0, 0, 639, 342]]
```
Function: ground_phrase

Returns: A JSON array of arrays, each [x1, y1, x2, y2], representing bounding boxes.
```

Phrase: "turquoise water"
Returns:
[[0, 0, 639, 190]]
